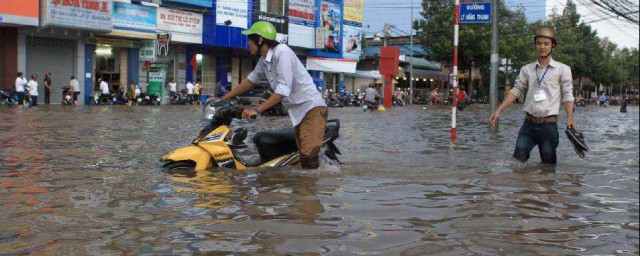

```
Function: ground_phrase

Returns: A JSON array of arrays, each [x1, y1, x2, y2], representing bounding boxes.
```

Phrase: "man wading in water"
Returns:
[[489, 28, 577, 165], [221, 21, 328, 169]]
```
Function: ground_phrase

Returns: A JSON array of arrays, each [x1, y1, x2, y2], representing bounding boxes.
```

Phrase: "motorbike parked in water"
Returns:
[[0, 89, 19, 106], [163, 100, 341, 170], [61, 86, 73, 105]]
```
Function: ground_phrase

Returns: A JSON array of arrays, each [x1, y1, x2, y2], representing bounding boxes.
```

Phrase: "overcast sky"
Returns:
[[363, 0, 639, 49]]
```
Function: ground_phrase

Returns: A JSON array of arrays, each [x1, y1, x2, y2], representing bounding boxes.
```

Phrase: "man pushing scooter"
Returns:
[[221, 21, 328, 169]]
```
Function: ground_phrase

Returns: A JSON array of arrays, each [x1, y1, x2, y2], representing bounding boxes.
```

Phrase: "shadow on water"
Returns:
[[0, 104, 638, 255]]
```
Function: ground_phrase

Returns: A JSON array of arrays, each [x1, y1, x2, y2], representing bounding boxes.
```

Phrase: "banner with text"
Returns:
[[113, 2, 156, 34], [215, 0, 248, 29], [42, 0, 113, 31], [139, 40, 157, 61], [253, 11, 289, 44], [157, 7, 203, 44], [160, 0, 212, 9], [288, 0, 315, 48], [344, 0, 362, 25]]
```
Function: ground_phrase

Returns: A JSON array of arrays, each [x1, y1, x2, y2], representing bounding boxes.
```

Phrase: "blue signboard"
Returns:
[[460, 2, 491, 24], [161, 0, 212, 8], [113, 2, 156, 34]]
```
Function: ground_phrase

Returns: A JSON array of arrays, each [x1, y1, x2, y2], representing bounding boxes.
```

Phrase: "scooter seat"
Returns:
[[253, 127, 298, 163]]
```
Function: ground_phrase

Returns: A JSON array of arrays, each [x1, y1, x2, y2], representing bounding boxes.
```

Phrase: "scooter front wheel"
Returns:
[[163, 160, 196, 169]]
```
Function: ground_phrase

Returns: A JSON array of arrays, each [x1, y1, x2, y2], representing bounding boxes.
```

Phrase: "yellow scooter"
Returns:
[[161, 100, 341, 170]]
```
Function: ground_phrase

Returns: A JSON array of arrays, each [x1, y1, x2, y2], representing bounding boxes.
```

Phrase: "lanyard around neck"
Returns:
[[536, 65, 550, 87]]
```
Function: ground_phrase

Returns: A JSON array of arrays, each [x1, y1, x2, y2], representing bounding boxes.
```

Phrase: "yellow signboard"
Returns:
[[344, 0, 363, 23]]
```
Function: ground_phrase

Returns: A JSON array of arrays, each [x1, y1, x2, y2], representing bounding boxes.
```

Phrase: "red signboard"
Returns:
[[379, 47, 400, 75]]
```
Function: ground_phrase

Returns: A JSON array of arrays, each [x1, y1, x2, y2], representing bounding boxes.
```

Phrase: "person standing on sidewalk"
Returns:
[[489, 27, 576, 165], [44, 72, 52, 104], [221, 21, 328, 169], [15, 72, 27, 105], [69, 76, 80, 105], [27, 74, 39, 106]]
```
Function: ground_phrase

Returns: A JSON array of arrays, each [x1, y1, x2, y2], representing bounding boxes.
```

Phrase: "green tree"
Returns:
[[414, 0, 532, 82]]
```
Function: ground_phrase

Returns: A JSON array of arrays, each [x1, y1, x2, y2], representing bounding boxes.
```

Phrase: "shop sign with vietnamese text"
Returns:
[[43, 0, 113, 31]]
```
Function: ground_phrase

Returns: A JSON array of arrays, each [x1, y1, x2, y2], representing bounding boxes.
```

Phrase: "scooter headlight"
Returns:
[[137, 98, 142, 102]]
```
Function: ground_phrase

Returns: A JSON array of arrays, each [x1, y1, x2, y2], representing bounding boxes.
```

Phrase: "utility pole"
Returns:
[[489, 0, 499, 132], [409, 0, 414, 105]]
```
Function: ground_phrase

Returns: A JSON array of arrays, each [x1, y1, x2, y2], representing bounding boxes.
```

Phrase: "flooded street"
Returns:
[[0, 104, 638, 255]]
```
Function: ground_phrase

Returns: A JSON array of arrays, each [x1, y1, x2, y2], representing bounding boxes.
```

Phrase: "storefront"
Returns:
[[25, 0, 112, 105], [147, 7, 203, 96], [89, 1, 158, 95], [0, 0, 39, 89]]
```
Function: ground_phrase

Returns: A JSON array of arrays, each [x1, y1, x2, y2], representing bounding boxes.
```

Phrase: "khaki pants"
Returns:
[[295, 107, 328, 169]]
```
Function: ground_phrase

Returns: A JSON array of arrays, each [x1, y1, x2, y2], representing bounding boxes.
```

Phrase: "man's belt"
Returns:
[[525, 113, 558, 124]]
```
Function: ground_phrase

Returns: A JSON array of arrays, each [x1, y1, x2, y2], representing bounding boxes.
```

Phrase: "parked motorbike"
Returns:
[[0, 89, 18, 106], [163, 100, 341, 170], [61, 86, 73, 105]]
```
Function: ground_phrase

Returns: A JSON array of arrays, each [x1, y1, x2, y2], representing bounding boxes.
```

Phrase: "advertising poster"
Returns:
[[42, 0, 113, 31], [253, 11, 289, 44], [0, 0, 39, 26], [113, 2, 156, 34], [343, 0, 362, 59], [215, 0, 248, 29], [319, 1, 341, 54], [288, 0, 314, 27], [157, 7, 203, 44], [288, 0, 315, 48]]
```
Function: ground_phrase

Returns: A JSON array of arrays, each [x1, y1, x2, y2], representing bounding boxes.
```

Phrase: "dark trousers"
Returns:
[[45, 89, 51, 104], [31, 95, 38, 106], [513, 119, 559, 164], [16, 92, 25, 105]]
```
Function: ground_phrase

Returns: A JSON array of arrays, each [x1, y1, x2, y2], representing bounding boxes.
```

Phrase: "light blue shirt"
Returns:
[[247, 44, 326, 126]]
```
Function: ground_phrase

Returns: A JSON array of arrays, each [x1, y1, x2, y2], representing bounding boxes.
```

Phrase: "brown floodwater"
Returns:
[[0, 103, 638, 255]]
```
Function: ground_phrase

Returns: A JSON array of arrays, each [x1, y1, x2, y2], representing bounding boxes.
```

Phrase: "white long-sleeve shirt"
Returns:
[[15, 77, 27, 92]]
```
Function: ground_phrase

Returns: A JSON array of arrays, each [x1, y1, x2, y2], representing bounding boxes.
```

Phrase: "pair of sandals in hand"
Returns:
[[565, 127, 589, 158]]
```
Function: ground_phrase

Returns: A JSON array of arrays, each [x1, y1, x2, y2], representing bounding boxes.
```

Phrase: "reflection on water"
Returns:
[[0, 104, 638, 255]]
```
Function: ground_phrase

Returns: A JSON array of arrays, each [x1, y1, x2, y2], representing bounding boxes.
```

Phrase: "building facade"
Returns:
[[1, 0, 359, 104]]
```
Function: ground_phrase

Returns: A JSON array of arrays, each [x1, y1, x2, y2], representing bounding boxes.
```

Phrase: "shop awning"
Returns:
[[346, 70, 382, 79], [410, 68, 449, 79], [400, 56, 441, 70], [105, 30, 156, 40], [306, 57, 358, 74]]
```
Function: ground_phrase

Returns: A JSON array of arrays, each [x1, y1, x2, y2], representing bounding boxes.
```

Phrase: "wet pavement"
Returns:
[[0, 103, 638, 255]]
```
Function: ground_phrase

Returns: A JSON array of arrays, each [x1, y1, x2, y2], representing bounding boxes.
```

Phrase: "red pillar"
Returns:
[[1, 28, 18, 90], [384, 75, 393, 107]]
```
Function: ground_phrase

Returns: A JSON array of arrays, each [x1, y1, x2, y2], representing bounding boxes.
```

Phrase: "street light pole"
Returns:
[[409, 0, 414, 105], [489, 0, 499, 132]]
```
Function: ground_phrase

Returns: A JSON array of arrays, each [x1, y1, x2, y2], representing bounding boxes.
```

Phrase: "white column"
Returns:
[[76, 40, 86, 105]]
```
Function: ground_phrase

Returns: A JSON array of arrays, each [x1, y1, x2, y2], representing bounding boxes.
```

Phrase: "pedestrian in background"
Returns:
[[167, 78, 177, 98], [194, 80, 202, 105], [15, 72, 27, 105], [186, 80, 195, 104], [126, 81, 136, 106], [599, 92, 606, 106], [70, 76, 80, 105], [27, 74, 39, 106], [44, 72, 52, 104], [489, 27, 576, 165]]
